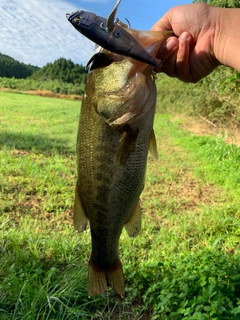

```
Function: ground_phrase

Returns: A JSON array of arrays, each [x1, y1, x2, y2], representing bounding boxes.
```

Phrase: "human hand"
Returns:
[[152, 3, 221, 83]]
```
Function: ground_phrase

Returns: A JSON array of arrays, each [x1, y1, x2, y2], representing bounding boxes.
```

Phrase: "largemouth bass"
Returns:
[[74, 25, 171, 297]]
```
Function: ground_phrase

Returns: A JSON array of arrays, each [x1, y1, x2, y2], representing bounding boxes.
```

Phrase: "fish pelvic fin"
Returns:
[[148, 128, 158, 160], [124, 200, 141, 237], [73, 181, 88, 232], [88, 258, 125, 298]]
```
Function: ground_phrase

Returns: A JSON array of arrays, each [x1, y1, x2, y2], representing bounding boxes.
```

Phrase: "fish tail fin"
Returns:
[[106, 263, 125, 298], [88, 258, 125, 298]]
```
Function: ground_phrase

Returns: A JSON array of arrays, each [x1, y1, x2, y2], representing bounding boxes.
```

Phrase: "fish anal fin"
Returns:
[[88, 258, 125, 298], [124, 200, 141, 237], [148, 129, 158, 160], [73, 181, 88, 232], [116, 127, 139, 164]]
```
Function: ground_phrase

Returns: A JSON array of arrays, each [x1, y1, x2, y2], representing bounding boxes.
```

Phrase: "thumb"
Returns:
[[151, 15, 172, 32]]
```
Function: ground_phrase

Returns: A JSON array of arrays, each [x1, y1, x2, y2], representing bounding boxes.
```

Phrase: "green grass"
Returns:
[[0, 77, 85, 95], [1, 92, 240, 319]]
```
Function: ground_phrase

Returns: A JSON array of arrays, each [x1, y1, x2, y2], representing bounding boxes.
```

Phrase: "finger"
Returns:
[[158, 37, 179, 63], [154, 37, 178, 75], [175, 32, 192, 81], [160, 51, 178, 78]]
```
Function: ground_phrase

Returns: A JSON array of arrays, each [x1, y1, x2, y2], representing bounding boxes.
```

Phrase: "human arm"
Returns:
[[152, 3, 240, 83]]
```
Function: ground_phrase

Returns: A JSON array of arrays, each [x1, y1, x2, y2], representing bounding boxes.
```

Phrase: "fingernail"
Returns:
[[166, 38, 178, 51], [179, 31, 191, 42]]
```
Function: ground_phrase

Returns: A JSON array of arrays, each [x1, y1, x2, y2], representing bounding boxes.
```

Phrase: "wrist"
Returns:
[[213, 7, 240, 71]]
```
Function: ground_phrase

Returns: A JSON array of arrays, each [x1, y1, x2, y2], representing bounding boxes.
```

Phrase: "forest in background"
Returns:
[[0, 53, 39, 78], [0, 53, 88, 96]]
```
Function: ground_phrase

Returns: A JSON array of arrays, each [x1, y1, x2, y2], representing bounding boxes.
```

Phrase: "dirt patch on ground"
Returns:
[[142, 129, 227, 227], [176, 115, 240, 146], [0, 88, 82, 100], [143, 166, 224, 222]]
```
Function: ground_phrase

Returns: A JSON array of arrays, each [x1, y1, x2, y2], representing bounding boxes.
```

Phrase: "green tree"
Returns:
[[30, 58, 88, 85], [193, 0, 240, 8], [0, 53, 39, 78]]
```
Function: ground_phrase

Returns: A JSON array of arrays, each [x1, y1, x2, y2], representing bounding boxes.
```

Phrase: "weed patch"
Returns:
[[143, 250, 240, 320]]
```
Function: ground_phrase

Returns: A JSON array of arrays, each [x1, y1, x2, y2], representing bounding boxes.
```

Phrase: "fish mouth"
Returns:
[[89, 48, 125, 71], [90, 53, 119, 71]]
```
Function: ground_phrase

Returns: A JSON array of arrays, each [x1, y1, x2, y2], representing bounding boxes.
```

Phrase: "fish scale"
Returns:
[[73, 28, 172, 297]]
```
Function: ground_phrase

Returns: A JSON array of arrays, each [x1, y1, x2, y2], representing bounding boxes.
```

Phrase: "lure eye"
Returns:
[[75, 16, 82, 23]]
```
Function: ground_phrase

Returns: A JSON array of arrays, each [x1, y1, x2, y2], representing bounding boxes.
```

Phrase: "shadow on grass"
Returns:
[[0, 235, 104, 319], [0, 131, 75, 155]]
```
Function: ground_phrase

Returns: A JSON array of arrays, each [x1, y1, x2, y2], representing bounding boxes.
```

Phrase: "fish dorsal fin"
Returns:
[[107, 0, 121, 31], [116, 128, 139, 165], [148, 129, 158, 160], [124, 200, 141, 237], [73, 181, 88, 232]]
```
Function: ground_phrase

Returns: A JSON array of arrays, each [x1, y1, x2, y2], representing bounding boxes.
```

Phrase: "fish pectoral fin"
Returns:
[[73, 181, 88, 232], [124, 200, 141, 237], [116, 127, 139, 164], [148, 129, 158, 160], [88, 258, 125, 298]]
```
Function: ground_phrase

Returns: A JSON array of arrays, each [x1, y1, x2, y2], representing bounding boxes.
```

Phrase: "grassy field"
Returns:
[[1, 91, 240, 319]]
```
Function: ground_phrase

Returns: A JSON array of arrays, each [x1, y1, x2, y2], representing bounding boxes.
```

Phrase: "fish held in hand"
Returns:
[[73, 26, 172, 297]]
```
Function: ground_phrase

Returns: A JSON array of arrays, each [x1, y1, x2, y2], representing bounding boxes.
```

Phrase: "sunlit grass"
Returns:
[[1, 92, 240, 319]]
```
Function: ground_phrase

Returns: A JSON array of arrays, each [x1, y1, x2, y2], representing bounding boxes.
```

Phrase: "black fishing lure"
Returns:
[[66, 0, 161, 67]]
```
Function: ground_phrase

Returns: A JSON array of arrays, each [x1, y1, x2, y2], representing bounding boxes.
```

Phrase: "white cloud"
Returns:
[[81, 0, 109, 2], [0, 0, 95, 66]]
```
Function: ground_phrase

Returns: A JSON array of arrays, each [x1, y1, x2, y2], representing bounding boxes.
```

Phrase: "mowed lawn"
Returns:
[[1, 91, 240, 320]]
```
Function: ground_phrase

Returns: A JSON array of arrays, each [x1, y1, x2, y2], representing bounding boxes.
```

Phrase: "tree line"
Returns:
[[0, 53, 39, 79], [0, 54, 88, 85], [30, 58, 88, 84]]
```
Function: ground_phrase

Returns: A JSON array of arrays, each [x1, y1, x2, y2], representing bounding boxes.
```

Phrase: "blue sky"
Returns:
[[0, 0, 192, 67]]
